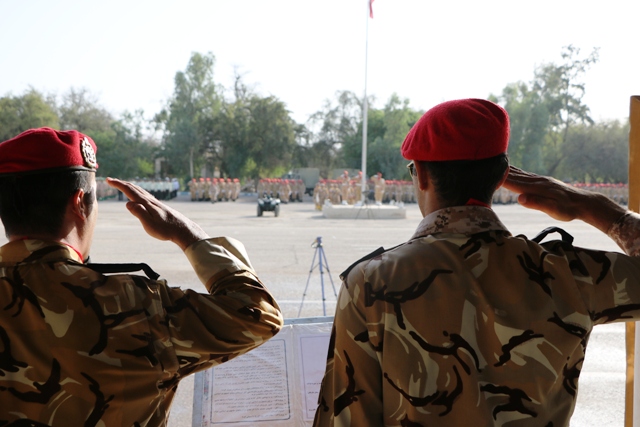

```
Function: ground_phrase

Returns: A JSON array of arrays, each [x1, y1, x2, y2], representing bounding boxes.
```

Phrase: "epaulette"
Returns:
[[530, 226, 574, 245], [85, 263, 161, 280], [340, 243, 403, 280]]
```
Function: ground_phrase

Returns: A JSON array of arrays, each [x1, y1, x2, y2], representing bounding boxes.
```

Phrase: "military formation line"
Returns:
[[492, 183, 629, 205], [97, 175, 630, 208], [312, 176, 416, 209], [256, 179, 306, 202], [187, 177, 242, 202]]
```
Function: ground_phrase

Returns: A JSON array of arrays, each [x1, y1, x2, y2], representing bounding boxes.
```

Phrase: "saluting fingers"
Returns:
[[107, 177, 154, 203]]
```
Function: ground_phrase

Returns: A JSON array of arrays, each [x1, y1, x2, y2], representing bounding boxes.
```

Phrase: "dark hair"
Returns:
[[0, 170, 95, 238], [421, 153, 509, 207]]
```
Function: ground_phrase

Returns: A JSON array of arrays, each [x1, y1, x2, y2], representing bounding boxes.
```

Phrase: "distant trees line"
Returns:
[[0, 46, 628, 187]]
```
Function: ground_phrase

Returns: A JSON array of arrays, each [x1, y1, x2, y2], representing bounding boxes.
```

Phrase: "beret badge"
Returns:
[[81, 137, 97, 169]]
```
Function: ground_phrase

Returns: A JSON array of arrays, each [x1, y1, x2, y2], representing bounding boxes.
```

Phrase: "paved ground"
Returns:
[[1, 193, 629, 426]]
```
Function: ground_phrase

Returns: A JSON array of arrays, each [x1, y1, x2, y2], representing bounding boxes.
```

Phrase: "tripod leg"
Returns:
[[318, 249, 327, 316], [298, 246, 320, 317], [319, 247, 339, 299]]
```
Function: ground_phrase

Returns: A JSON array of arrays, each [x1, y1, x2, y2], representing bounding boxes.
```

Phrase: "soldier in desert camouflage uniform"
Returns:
[[314, 99, 640, 427], [314, 180, 327, 210], [353, 171, 363, 203], [0, 128, 283, 426], [188, 178, 197, 201], [372, 172, 385, 204]]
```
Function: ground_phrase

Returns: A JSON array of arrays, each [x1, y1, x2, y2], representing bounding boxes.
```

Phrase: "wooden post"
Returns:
[[626, 96, 640, 427]]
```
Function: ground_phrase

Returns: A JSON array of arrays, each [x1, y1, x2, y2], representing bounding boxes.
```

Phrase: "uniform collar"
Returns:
[[0, 239, 84, 264], [411, 205, 510, 239]]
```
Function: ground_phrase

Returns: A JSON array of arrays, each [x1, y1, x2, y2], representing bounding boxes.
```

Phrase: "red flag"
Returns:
[[369, 0, 374, 18]]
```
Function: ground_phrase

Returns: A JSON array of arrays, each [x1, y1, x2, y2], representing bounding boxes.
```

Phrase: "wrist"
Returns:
[[173, 226, 210, 251], [579, 193, 627, 234]]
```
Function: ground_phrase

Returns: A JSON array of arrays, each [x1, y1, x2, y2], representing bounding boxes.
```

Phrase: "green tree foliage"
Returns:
[[301, 91, 423, 180], [218, 95, 251, 178], [490, 83, 548, 173], [306, 91, 362, 176], [214, 74, 296, 179], [494, 45, 600, 176], [557, 120, 629, 183], [367, 94, 422, 179], [311, 91, 421, 180], [0, 88, 59, 141], [291, 123, 313, 168], [241, 95, 296, 178], [156, 52, 222, 178], [55, 88, 155, 179], [535, 45, 599, 175], [57, 87, 114, 133], [96, 110, 157, 179], [5, 48, 624, 187]]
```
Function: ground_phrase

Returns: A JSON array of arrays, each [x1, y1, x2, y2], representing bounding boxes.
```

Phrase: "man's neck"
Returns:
[[9, 235, 87, 262]]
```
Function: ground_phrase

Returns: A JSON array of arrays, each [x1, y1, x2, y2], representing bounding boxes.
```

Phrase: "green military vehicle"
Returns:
[[282, 168, 320, 196]]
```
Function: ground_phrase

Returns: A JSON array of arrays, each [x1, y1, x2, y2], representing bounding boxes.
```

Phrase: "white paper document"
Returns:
[[198, 320, 332, 427]]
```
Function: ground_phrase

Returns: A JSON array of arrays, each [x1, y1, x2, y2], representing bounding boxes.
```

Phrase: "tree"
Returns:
[[535, 45, 599, 175], [96, 110, 157, 179], [0, 88, 59, 141], [491, 83, 548, 173], [57, 87, 114, 133], [214, 72, 254, 178], [291, 123, 313, 168], [50, 88, 159, 178], [306, 91, 362, 176], [243, 95, 296, 178], [366, 94, 422, 179], [494, 45, 599, 176], [302, 91, 421, 179], [557, 120, 629, 183], [157, 52, 221, 178], [216, 73, 297, 179]]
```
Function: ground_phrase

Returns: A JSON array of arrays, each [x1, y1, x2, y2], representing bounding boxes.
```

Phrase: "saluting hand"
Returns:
[[106, 178, 209, 250], [503, 166, 626, 234]]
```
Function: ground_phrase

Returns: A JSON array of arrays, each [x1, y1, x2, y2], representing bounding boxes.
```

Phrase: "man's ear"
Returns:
[[497, 166, 509, 188], [415, 162, 430, 192], [71, 189, 88, 220]]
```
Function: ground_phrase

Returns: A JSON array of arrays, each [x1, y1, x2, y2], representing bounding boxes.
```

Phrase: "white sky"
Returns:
[[1, 0, 638, 125]]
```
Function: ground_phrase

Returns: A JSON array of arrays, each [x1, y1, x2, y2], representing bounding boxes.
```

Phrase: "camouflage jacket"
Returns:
[[314, 206, 640, 427], [0, 237, 283, 426]]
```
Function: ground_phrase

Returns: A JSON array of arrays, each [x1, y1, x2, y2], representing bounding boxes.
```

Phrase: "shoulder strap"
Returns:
[[340, 243, 404, 280], [531, 226, 574, 245], [85, 263, 161, 280]]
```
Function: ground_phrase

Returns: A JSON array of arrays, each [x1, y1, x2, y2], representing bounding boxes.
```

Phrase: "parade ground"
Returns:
[[0, 193, 628, 426]]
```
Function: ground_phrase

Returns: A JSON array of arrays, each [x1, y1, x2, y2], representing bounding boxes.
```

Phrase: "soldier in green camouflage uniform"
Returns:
[[0, 128, 283, 426], [314, 99, 640, 427]]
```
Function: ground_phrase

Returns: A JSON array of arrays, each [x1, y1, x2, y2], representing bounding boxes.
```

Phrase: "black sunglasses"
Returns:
[[407, 161, 416, 178]]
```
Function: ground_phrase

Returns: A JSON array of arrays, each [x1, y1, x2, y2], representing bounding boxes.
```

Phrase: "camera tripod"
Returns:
[[298, 236, 338, 317]]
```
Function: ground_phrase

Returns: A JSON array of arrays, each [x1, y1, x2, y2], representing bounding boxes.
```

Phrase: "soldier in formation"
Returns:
[[372, 172, 386, 204]]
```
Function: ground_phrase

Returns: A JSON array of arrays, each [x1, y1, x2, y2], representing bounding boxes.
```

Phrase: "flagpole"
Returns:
[[360, 0, 370, 203]]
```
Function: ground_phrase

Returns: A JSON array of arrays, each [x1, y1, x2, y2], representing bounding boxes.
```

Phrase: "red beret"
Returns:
[[0, 127, 98, 175], [401, 98, 509, 161]]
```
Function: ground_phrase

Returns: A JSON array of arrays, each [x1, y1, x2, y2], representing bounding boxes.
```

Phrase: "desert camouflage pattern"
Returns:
[[0, 237, 283, 426], [314, 206, 640, 427]]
